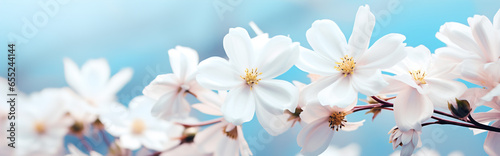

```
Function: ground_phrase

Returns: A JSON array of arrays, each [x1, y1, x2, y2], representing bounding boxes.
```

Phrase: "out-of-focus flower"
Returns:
[[193, 90, 252, 155], [297, 102, 364, 156], [390, 147, 464, 156], [18, 88, 73, 156], [382, 45, 466, 131], [296, 143, 361, 156], [100, 96, 175, 151], [388, 126, 422, 156], [143, 46, 211, 120], [296, 5, 407, 108], [160, 118, 211, 156], [196, 26, 299, 125], [63, 58, 133, 121], [66, 144, 102, 156]]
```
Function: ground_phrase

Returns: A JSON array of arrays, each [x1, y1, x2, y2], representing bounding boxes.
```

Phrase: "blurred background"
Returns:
[[1, 0, 500, 155]]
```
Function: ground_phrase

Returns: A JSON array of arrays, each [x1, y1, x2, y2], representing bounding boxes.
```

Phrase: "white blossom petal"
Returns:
[[306, 19, 347, 62], [318, 76, 358, 108], [222, 86, 256, 125], [484, 121, 500, 156], [297, 119, 333, 156], [197, 57, 243, 90], [394, 88, 433, 131], [143, 74, 179, 100], [224, 27, 255, 70], [253, 79, 299, 114], [342, 120, 365, 132], [357, 33, 406, 70], [348, 5, 375, 58], [296, 47, 337, 76], [425, 78, 467, 108], [351, 69, 388, 96], [168, 46, 199, 80], [256, 35, 299, 79], [469, 15, 500, 62]]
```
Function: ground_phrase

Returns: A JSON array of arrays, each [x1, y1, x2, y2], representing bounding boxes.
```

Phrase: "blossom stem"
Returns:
[[468, 115, 500, 133], [360, 96, 500, 133], [175, 117, 223, 127]]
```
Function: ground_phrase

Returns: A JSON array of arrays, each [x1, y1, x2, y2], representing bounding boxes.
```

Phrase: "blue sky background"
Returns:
[[1, 0, 500, 155]]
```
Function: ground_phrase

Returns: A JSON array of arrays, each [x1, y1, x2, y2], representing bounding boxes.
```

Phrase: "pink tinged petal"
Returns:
[[484, 121, 500, 156], [296, 47, 338, 76], [318, 76, 358, 108], [168, 46, 199, 80], [379, 75, 413, 95], [297, 119, 334, 156], [104, 68, 133, 97], [142, 74, 180, 100], [255, 103, 292, 136], [257, 35, 300, 79], [222, 86, 256, 125], [194, 122, 226, 153], [196, 57, 243, 90], [357, 33, 407, 70], [223, 27, 255, 70], [483, 86, 500, 102], [253, 79, 299, 114], [351, 69, 388, 96], [151, 93, 190, 120], [394, 88, 433, 131], [300, 103, 332, 124], [237, 126, 253, 156], [215, 137, 239, 156], [63, 58, 83, 93], [192, 103, 223, 116], [469, 15, 500, 62], [472, 111, 500, 123], [436, 22, 481, 52], [461, 59, 488, 86], [342, 120, 365, 132], [348, 5, 375, 58], [401, 143, 416, 156], [306, 19, 348, 62], [425, 78, 467, 108]]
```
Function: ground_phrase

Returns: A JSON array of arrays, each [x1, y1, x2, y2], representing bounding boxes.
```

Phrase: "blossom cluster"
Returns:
[[4, 4, 500, 156]]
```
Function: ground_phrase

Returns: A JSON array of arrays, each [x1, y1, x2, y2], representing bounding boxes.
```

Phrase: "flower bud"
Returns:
[[448, 98, 472, 119]]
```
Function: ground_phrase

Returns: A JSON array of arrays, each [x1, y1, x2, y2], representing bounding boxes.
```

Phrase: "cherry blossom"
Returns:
[[388, 126, 422, 156], [196, 27, 300, 125], [143, 46, 211, 120], [297, 102, 364, 155], [296, 5, 407, 108]]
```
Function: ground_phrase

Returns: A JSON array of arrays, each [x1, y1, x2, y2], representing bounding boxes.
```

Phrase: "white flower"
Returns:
[[143, 46, 211, 120], [66, 144, 102, 156], [63, 58, 133, 120], [18, 88, 73, 156], [160, 118, 211, 156], [99, 96, 175, 151], [297, 102, 364, 156], [193, 90, 252, 156], [296, 5, 407, 108], [388, 126, 422, 156], [196, 27, 300, 125], [382, 45, 466, 131], [296, 143, 361, 156]]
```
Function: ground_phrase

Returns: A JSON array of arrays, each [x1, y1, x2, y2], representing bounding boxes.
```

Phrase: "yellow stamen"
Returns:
[[240, 68, 262, 89], [328, 112, 347, 131], [131, 119, 146, 134], [34, 121, 46, 134], [334, 55, 356, 77], [222, 127, 238, 140], [409, 70, 427, 84]]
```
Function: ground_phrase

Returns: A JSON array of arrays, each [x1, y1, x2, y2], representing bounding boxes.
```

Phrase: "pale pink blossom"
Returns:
[[297, 102, 364, 155], [143, 46, 212, 120]]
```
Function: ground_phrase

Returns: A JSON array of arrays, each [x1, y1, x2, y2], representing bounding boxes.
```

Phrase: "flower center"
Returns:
[[409, 70, 427, 84], [222, 126, 238, 140], [131, 119, 146, 134], [328, 112, 347, 131], [34, 121, 46, 134], [240, 68, 262, 89], [181, 127, 198, 143], [335, 55, 356, 77]]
